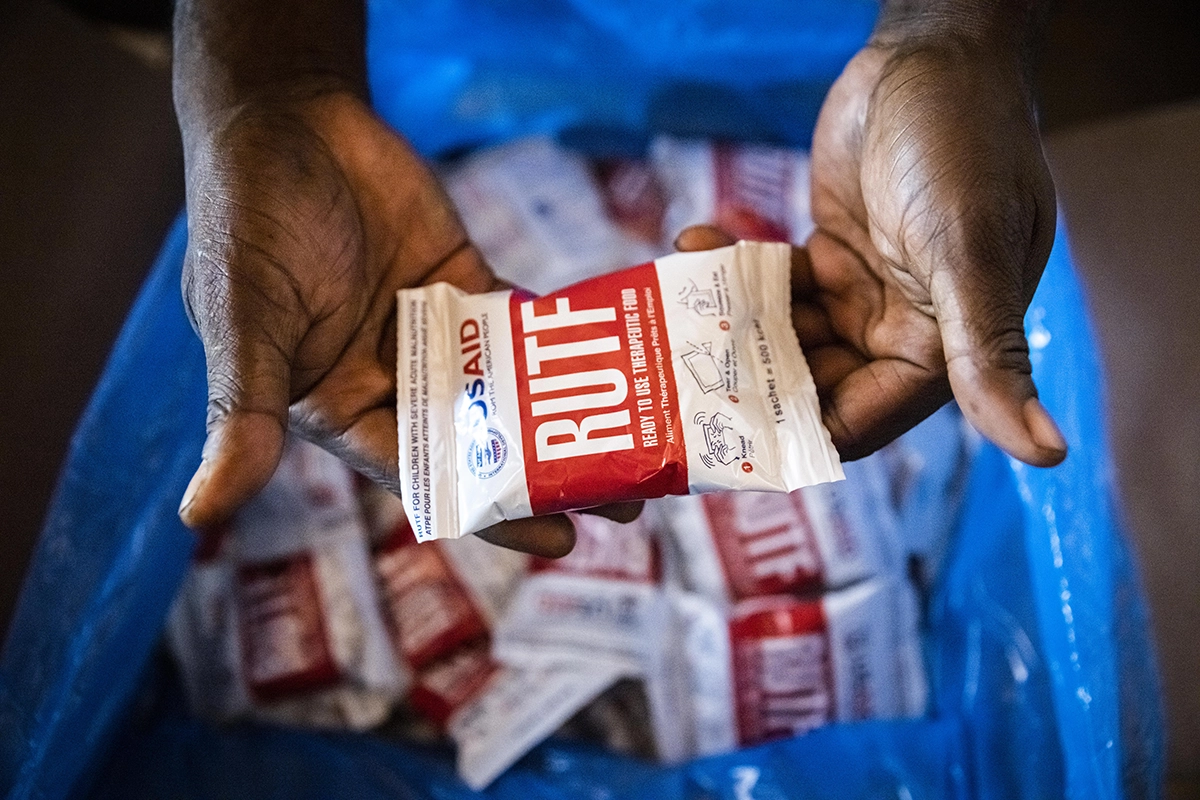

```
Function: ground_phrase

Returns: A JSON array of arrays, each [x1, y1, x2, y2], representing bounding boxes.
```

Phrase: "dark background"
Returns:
[[1, 0, 1198, 792]]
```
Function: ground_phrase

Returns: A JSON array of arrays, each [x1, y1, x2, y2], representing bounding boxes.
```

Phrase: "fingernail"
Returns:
[[1023, 398, 1067, 455], [179, 459, 211, 524]]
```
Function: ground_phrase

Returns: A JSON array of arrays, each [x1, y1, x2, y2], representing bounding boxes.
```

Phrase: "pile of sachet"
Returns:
[[167, 136, 976, 790]]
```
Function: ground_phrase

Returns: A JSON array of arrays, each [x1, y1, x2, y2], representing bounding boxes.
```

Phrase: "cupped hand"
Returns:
[[681, 38, 1066, 467], [177, 90, 596, 556]]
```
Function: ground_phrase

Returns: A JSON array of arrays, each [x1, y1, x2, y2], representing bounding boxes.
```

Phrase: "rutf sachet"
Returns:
[[397, 241, 843, 541]]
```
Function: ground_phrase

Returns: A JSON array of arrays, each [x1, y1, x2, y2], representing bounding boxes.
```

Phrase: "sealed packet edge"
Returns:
[[397, 283, 462, 542], [742, 241, 843, 490]]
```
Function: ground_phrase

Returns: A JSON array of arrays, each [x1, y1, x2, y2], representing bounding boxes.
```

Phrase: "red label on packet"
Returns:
[[373, 529, 489, 670], [236, 554, 342, 702], [510, 263, 688, 514], [492, 513, 660, 675], [700, 492, 823, 599], [594, 158, 668, 245], [397, 242, 843, 541], [713, 144, 792, 243], [728, 596, 832, 746], [409, 639, 501, 729]]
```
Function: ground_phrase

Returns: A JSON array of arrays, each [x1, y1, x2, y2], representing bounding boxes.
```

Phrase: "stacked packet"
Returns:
[[169, 134, 975, 789], [167, 439, 408, 730], [362, 485, 628, 790], [645, 461, 927, 761]]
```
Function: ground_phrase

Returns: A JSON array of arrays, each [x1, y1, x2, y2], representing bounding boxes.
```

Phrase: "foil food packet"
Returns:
[[396, 241, 843, 542]]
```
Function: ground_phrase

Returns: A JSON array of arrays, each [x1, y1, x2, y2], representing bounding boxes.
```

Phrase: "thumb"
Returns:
[[179, 280, 295, 530], [930, 245, 1067, 468]]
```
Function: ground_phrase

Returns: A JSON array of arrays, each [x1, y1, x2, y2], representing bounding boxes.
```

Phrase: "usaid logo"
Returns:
[[467, 428, 508, 479]]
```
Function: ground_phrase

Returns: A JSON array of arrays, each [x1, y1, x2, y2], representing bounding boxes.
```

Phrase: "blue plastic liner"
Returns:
[[0, 1, 1163, 798], [365, 0, 879, 153]]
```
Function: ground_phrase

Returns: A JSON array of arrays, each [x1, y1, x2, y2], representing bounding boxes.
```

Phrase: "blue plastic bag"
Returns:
[[0, 2, 1163, 798]]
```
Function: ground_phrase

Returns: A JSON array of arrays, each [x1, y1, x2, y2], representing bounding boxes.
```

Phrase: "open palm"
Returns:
[[684, 42, 1065, 466], [179, 91, 586, 554]]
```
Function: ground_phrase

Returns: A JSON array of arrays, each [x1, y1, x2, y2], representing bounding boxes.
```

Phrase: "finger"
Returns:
[[294, 239, 496, 489], [179, 350, 292, 531], [929, 229, 1066, 468], [178, 258, 296, 530], [475, 515, 576, 559], [804, 231, 883, 356], [289, 334, 399, 488], [818, 356, 952, 461], [787, 241, 817, 297], [420, 237, 496, 294], [806, 344, 866, 398], [791, 301, 837, 349], [674, 225, 736, 252], [295, 400, 400, 491], [677, 226, 818, 300], [578, 502, 644, 524]]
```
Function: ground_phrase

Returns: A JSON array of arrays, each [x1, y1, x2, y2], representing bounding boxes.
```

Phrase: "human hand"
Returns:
[[681, 30, 1065, 467], [176, 89, 617, 555]]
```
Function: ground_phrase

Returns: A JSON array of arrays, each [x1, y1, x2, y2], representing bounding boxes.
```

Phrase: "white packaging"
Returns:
[[167, 553, 249, 720], [591, 156, 669, 247], [449, 660, 629, 790], [443, 136, 656, 295], [407, 638, 501, 729], [396, 241, 843, 543], [661, 456, 900, 606], [167, 438, 407, 730], [650, 137, 815, 245], [362, 485, 528, 670], [368, 502, 627, 790], [371, 530, 492, 671], [222, 435, 363, 561], [438, 534, 529, 619], [645, 578, 925, 761], [643, 588, 738, 763], [404, 636, 628, 790], [492, 513, 660, 674]]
